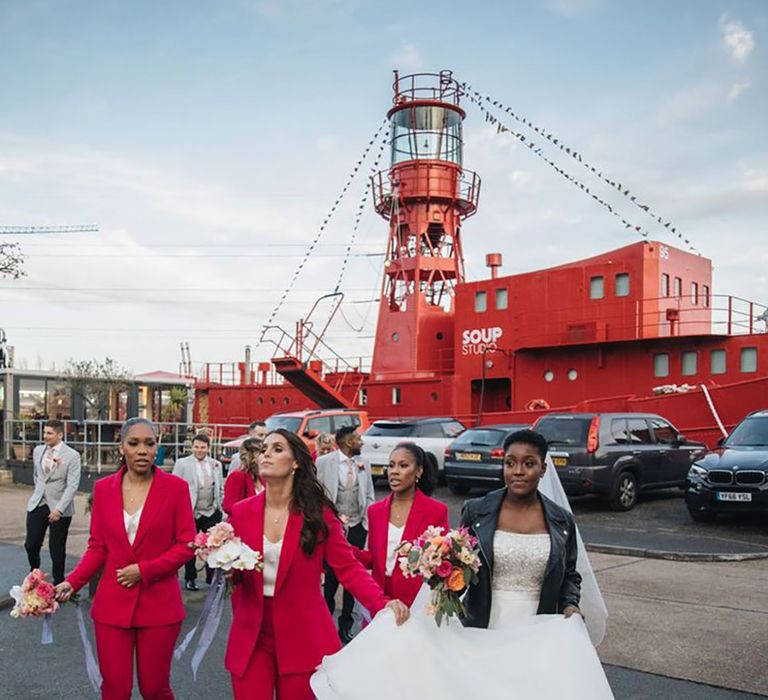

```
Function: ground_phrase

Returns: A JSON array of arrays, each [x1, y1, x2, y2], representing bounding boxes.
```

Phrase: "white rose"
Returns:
[[206, 538, 242, 571], [232, 545, 261, 571]]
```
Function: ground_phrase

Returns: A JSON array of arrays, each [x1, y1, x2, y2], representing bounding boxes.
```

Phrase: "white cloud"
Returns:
[[719, 16, 755, 64], [655, 83, 722, 126], [508, 170, 533, 185], [727, 79, 751, 102], [389, 42, 425, 71]]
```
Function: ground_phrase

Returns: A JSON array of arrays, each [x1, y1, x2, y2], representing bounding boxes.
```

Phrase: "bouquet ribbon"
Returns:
[[75, 604, 103, 692], [41, 613, 53, 645], [174, 569, 226, 679]]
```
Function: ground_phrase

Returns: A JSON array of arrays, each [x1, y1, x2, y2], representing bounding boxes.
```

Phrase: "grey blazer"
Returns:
[[26, 442, 82, 517], [172, 455, 224, 513], [316, 451, 375, 530]]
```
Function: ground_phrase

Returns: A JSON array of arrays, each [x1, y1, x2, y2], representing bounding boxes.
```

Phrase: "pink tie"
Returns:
[[43, 447, 54, 476], [346, 460, 355, 488]]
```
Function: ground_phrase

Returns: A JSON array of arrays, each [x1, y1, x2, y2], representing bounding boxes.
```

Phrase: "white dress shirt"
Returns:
[[385, 523, 405, 576], [123, 506, 143, 546]]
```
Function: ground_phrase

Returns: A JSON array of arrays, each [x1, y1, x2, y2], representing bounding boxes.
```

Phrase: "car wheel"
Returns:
[[448, 482, 470, 496], [688, 508, 716, 523], [609, 471, 638, 511]]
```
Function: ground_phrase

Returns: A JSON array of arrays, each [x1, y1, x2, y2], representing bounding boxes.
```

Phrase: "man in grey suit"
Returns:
[[316, 425, 375, 643], [172, 432, 224, 590], [25, 419, 82, 584]]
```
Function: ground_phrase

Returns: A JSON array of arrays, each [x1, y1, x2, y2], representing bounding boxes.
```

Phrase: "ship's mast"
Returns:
[[370, 70, 480, 380]]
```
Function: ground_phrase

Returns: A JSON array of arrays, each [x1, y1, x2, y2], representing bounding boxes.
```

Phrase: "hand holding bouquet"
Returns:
[[397, 526, 481, 627], [191, 521, 263, 573]]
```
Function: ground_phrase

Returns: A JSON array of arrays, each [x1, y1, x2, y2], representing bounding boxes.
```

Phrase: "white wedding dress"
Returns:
[[311, 458, 614, 700]]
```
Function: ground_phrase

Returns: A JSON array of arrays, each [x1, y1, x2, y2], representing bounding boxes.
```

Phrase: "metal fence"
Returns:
[[1, 419, 251, 472]]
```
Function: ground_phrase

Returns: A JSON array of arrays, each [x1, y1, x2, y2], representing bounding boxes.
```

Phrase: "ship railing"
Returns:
[[184, 362, 288, 386], [511, 293, 767, 348], [371, 167, 481, 219], [1, 418, 251, 472], [392, 71, 462, 106]]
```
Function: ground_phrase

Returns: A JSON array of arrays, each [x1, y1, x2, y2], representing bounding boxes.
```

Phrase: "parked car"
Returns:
[[362, 417, 466, 480], [686, 409, 768, 521], [219, 408, 370, 464], [534, 412, 706, 511], [443, 424, 530, 495]]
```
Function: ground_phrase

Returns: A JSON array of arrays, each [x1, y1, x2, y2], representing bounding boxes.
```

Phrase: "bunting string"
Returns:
[[461, 83, 700, 255], [333, 127, 389, 294], [261, 118, 389, 338]]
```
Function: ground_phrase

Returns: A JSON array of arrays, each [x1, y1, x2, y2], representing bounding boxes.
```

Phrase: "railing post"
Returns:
[[749, 302, 754, 334], [727, 296, 733, 335], [97, 421, 103, 473]]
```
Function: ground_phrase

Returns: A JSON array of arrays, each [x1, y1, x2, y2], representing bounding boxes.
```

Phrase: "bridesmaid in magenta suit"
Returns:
[[356, 443, 449, 606]]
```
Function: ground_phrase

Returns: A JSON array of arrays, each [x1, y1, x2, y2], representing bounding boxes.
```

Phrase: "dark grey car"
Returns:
[[444, 424, 530, 495], [535, 412, 706, 511]]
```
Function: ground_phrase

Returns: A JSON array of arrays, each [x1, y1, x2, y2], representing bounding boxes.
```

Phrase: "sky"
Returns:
[[0, 0, 765, 377]]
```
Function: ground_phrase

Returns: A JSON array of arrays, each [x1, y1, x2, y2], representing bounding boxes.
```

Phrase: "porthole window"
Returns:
[[431, 392, 439, 401], [615, 273, 630, 297], [392, 332, 399, 342], [283, 397, 290, 405], [681, 351, 698, 376], [544, 370, 554, 382], [269, 397, 276, 406], [436, 332, 444, 341], [567, 369, 578, 381], [654, 353, 670, 377], [589, 276, 604, 300], [740, 347, 757, 373]]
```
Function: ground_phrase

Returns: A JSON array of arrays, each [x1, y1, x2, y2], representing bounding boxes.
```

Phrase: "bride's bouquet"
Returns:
[[191, 521, 263, 573], [397, 526, 481, 627], [9, 568, 58, 619], [9, 568, 59, 645]]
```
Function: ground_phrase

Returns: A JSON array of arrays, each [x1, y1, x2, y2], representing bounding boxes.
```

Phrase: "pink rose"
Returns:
[[206, 522, 235, 549], [436, 560, 453, 579]]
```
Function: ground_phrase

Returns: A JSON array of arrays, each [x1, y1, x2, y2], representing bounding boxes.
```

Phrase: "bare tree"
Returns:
[[64, 357, 133, 419], [0, 243, 25, 279]]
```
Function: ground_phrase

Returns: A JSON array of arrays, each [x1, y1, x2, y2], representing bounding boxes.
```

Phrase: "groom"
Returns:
[[316, 426, 375, 643]]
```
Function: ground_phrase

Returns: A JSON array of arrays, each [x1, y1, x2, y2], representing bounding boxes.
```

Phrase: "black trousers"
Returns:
[[323, 522, 367, 633], [185, 510, 222, 583], [25, 504, 72, 585]]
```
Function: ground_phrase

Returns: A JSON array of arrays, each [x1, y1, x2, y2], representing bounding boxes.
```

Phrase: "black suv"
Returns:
[[535, 412, 706, 511], [686, 410, 768, 521]]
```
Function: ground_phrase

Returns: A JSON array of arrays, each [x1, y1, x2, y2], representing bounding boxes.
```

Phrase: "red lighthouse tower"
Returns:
[[370, 71, 480, 382]]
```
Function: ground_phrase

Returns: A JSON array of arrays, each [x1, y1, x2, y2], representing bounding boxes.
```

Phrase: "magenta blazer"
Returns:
[[222, 469, 258, 516], [356, 489, 450, 607], [224, 491, 389, 678], [66, 466, 196, 628]]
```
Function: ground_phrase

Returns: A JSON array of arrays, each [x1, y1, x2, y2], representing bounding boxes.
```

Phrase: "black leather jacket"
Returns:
[[460, 488, 581, 629]]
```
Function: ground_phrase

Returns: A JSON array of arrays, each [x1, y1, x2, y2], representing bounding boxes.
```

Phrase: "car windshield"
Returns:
[[536, 417, 591, 446], [451, 429, 507, 447], [724, 417, 768, 447], [365, 423, 416, 437], [265, 416, 302, 433]]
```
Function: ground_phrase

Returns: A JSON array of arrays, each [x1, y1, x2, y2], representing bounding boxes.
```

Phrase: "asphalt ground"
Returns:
[[426, 484, 768, 557], [0, 569, 765, 700], [2, 485, 767, 697]]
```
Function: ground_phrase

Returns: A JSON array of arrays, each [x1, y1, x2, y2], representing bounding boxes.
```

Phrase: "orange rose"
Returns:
[[446, 567, 465, 592]]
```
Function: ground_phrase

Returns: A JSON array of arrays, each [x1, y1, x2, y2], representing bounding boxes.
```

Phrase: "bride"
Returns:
[[312, 429, 613, 699]]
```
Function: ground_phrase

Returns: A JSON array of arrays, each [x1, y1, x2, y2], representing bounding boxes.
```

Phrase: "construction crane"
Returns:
[[0, 224, 99, 235]]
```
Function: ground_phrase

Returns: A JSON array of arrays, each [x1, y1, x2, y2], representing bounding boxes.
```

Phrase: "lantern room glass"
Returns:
[[390, 105, 463, 165]]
